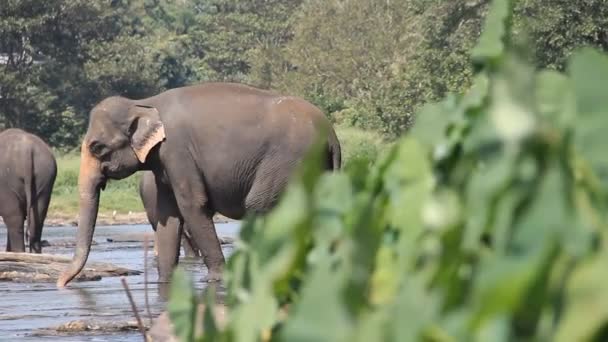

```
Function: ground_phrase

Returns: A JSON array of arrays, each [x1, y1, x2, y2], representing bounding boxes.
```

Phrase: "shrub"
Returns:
[[167, 1, 608, 340], [335, 125, 390, 171]]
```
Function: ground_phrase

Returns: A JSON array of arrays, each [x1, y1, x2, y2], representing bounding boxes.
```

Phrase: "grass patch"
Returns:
[[49, 153, 143, 216], [335, 125, 391, 170]]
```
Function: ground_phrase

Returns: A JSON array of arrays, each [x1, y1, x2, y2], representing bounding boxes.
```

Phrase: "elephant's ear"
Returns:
[[128, 105, 166, 163]]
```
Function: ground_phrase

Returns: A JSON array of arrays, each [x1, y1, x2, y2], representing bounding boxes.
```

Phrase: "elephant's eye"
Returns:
[[89, 141, 107, 157]]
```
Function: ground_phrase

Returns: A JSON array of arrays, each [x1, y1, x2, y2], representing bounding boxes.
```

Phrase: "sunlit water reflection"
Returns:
[[0, 222, 240, 341]]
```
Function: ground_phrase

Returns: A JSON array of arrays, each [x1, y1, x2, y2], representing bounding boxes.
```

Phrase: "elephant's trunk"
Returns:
[[57, 141, 104, 288]]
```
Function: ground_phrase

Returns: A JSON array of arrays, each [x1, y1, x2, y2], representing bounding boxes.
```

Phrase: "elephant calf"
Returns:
[[0, 128, 57, 253]]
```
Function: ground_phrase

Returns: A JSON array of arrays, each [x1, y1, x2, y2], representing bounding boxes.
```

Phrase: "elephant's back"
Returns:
[[0, 128, 55, 156], [0, 129, 57, 189], [160, 82, 336, 169]]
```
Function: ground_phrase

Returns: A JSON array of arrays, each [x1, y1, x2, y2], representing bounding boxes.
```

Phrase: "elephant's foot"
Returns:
[[202, 271, 223, 283]]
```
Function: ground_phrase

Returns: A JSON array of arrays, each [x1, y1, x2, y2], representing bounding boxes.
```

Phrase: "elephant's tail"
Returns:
[[24, 149, 37, 245], [328, 130, 342, 171]]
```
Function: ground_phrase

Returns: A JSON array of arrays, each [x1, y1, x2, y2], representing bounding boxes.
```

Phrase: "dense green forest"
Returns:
[[2, 0, 608, 149]]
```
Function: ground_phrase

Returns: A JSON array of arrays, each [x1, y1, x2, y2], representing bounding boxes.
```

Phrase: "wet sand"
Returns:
[[0, 222, 240, 341]]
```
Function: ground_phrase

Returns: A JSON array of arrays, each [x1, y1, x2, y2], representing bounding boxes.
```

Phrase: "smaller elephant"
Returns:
[[0, 129, 57, 253], [139, 171, 202, 262]]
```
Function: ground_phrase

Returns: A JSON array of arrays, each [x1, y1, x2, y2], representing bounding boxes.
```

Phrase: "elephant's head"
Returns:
[[57, 97, 165, 288]]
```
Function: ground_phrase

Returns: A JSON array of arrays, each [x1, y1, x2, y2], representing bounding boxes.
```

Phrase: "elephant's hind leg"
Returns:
[[154, 181, 183, 283], [27, 195, 50, 253], [5, 214, 25, 252]]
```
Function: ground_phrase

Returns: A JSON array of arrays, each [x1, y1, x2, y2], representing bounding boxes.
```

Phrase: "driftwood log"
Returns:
[[105, 232, 235, 245], [31, 319, 147, 337], [0, 252, 140, 283], [40, 239, 98, 248]]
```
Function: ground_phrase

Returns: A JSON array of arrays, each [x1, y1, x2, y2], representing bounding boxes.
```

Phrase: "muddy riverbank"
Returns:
[[0, 222, 240, 341], [0, 211, 235, 227]]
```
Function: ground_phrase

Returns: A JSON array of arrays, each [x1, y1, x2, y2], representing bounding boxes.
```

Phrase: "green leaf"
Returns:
[[488, 53, 537, 144], [462, 152, 517, 252], [228, 254, 279, 342], [471, 0, 513, 69], [280, 262, 351, 342], [167, 267, 198, 342], [568, 48, 608, 117], [468, 251, 546, 334], [384, 137, 434, 230], [555, 249, 608, 342], [411, 101, 459, 149], [569, 48, 608, 178], [201, 286, 220, 342], [535, 70, 576, 129], [512, 166, 568, 250], [389, 275, 441, 341], [461, 74, 490, 112]]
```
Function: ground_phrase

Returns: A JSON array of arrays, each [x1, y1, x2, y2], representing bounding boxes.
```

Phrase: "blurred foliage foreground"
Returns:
[[166, 1, 608, 341]]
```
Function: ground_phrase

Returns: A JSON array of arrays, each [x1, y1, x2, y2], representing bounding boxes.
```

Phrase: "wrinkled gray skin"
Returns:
[[57, 82, 341, 288], [139, 170, 202, 264], [0, 129, 57, 253]]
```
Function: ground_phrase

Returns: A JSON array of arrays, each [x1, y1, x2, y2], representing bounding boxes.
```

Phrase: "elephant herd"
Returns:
[[0, 82, 342, 288]]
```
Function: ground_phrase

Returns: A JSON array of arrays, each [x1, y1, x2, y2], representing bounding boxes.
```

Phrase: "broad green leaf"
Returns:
[[463, 152, 517, 252], [351, 310, 388, 342], [471, 0, 513, 69], [201, 286, 220, 342], [229, 254, 279, 342], [474, 316, 509, 342], [461, 74, 490, 112], [280, 262, 351, 342], [167, 267, 198, 342], [411, 101, 459, 149], [468, 250, 547, 333], [311, 173, 354, 246], [488, 53, 537, 144], [568, 48, 608, 117], [535, 70, 576, 129], [569, 48, 608, 179], [384, 137, 434, 230], [512, 166, 567, 250], [389, 275, 441, 341], [555, 249, 608, 342], [256, 183, 308, 271]]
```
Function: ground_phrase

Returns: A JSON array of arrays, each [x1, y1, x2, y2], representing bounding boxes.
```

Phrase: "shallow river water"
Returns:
[[0, 222, 241, 341]]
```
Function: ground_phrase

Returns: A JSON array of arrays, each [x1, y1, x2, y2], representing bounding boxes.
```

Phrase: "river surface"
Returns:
[[0, 222, 241, 341]]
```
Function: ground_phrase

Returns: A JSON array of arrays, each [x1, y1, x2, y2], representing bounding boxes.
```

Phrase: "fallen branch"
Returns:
[[120, 277, 147, 341], [144, 234, 153, 326], [0, 252, 140, 283]]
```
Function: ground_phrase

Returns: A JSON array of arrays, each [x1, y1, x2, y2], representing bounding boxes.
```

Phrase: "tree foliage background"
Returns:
[[1, 0, 608, 147]]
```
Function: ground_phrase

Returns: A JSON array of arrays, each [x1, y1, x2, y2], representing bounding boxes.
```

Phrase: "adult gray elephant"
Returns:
[[139, 171, 202, 260], [0, 128, 57, 253], [57, 82, 341, 288]]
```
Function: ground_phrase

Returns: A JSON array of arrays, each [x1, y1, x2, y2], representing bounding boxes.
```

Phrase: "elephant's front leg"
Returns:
[[185, 211, 223, 282], [156, 216, 181, 282], [168, 176, 224, 282], [154, 183, 182, 283]]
